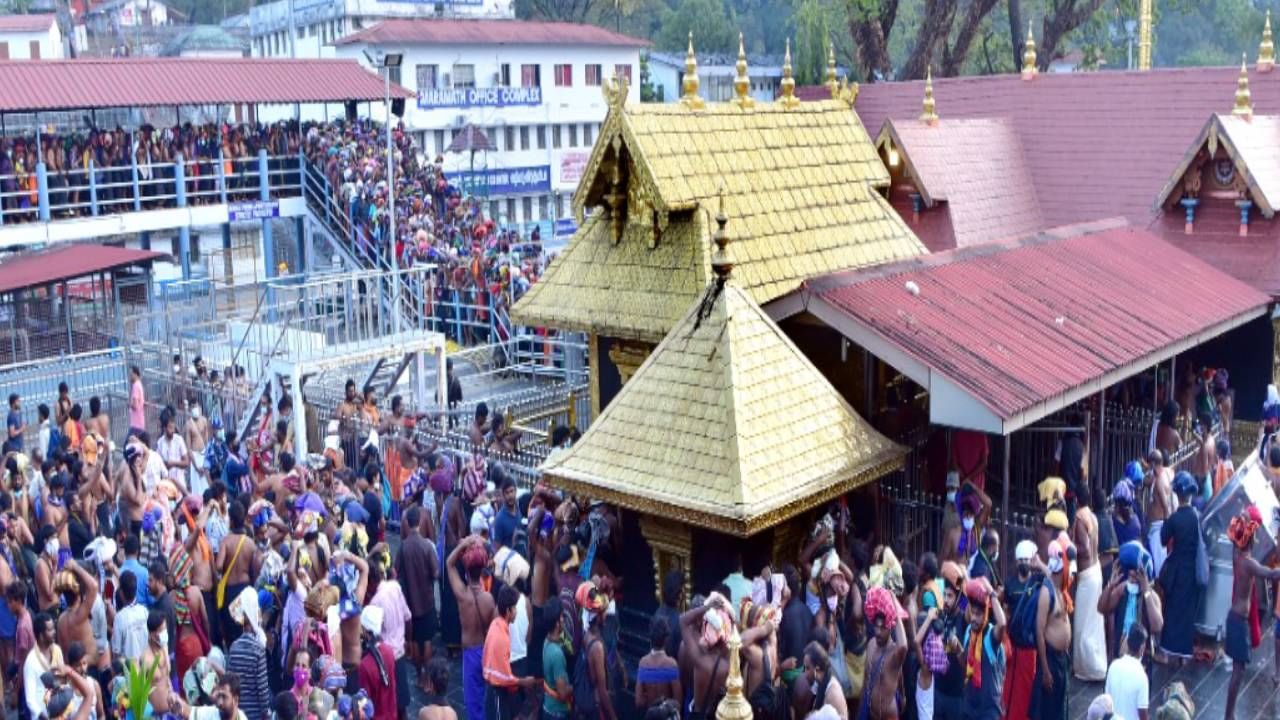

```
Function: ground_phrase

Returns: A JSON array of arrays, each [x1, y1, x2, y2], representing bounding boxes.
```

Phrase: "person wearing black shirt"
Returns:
[[933, 575, 967, 720], [67, 492, 93, 561], [653, 570, 683, 661], [778, 565, 812, 690]]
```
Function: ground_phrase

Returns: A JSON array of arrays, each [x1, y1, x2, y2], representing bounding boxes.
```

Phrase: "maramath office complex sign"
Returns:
[[419, 86, 542, 110]]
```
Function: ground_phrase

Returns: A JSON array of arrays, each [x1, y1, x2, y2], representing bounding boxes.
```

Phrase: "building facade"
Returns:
[[249, 0, 512, 60], [332, 18, 644, 227], [647, 51, 784, 103], [0, 14, 63, 59]]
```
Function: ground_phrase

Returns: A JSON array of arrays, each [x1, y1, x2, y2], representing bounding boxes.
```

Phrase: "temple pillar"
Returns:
[[608, 339, 653, 386], [1237, 199, 1253, 237], [1180, 198, 1199, 234], [589, 333, 601, 420], [639, 514, 693, 609]]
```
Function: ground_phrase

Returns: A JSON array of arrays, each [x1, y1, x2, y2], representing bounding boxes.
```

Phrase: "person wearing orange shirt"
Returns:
[[482, 586, 537, 720]]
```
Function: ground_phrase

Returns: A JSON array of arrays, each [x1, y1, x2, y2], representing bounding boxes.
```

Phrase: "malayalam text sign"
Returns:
[[559, 151, 590, 185], [454, 165, 551, 196], [229, 200, 280, 222], [418, 86, 542, 110]]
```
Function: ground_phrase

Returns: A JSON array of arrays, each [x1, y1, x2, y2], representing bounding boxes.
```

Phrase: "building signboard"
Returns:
[[229, 200, 280, 222], [418, 86, 542, 109], [453, 165, 551, 196]]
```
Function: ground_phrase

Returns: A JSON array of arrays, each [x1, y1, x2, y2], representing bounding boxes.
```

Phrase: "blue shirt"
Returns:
[[4, 410, 21, 453], [493, 506, 521, 549], [120, 558, 152, 608]]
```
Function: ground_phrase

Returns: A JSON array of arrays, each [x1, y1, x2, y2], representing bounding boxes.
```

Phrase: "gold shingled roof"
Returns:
[[540, 280, 906, 536], [512, 98, 925, 343]]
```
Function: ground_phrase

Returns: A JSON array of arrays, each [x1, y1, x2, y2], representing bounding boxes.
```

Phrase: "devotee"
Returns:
[[446, 534, 495, 720], [1097, 541, 1162, 661], [1071, 486, 1106, 682], [861, 586, 906, 720], [804, 641, 847, 719], [1157, 472, 1202, 665], [1105, 625, 1149, 720], [358, 605, 398, 720], [1224, 506, 1280, 720], [680, 591, 733, 720], [961, 577, 1005, 720], [1003, 540, 1042, 720], [482, 585, 537, 720], [1032, 536, 1073, 720], [1142, 450, 1173, 577]]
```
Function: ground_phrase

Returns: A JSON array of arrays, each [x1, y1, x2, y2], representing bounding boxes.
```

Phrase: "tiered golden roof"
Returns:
[[1261, 9, 1276, 72], [1022, 20, 1038, 79], [539, 263, 905, 536], [1235, 53, 1254, 118], [511, 64, 924, 343]]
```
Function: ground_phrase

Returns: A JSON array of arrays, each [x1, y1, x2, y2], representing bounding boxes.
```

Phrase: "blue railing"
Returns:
[[0, 149, 302, 226]]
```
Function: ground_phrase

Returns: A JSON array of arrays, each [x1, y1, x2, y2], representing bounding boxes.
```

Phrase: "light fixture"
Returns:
[[888, 145, 900, 168], [384, 52, 404, 68]]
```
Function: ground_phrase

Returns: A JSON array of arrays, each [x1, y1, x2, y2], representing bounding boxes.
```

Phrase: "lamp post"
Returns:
[[367, 49, 405, 333]]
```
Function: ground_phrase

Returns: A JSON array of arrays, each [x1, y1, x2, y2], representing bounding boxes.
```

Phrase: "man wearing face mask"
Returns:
[[157, 413, 191, 494], [1071, 485, 1106, 682], [861, 585, 908, 720], [961, 577, 1005, 720], [177, 672, 248, 720], [1002, 541, 1042, 720], [1031, 537, 1073, 720], [34, 525, 59, 616], [143, 609, 175, 714], [1097, 541, 1162, 661], [931, 563, 966, 720], [22, 612, 61, 720], [53, 564, 99, 679]]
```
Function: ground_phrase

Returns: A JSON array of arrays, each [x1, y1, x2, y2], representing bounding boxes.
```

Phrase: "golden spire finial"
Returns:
[[1137, 0, 1152, 70], [1234, 53, 1254, 118], [733, 32, 754, 108], [710, 184, 734, 280], [1022, 19, 1038, 80], [1260, 9, 1276, 72], [779, 38, 799, 108], [826, 40, 839, 98], [920, 67, 939, 124], [716, 629, 752, 720], [682, 31, 704, 109]]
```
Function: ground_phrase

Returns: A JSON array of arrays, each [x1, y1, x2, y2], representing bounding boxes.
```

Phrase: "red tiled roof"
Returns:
[[0, 14, 55, 32], [807, 66, 1280, 229], [335, 18, 648, 48], [1156, 201, 1280, 299], [879, 117, 1044, 249], [0, 245, 164, 295], [801, 221, 1269, 432], [0, 58, 412, 113]]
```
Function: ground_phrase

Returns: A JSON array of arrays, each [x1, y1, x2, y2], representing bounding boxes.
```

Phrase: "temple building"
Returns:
[[512, 37, 925, 417]]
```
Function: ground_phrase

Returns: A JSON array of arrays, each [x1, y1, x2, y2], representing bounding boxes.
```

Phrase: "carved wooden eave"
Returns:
[[1155, 114, 1278, 218]]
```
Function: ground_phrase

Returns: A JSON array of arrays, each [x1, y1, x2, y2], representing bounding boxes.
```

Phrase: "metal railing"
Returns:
[[0, 151, 301, 226]]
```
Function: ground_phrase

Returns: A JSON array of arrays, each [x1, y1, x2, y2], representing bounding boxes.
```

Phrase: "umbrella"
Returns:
[[446, 124, 494, 154]]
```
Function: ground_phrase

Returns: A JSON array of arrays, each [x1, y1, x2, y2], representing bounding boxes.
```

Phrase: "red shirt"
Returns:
[[357, 643, 397, 720]]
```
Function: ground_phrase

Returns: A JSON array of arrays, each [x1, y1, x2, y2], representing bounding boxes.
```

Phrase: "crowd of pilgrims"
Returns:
[[0, 343, 1270, 720], [0, 120, 546, 345]]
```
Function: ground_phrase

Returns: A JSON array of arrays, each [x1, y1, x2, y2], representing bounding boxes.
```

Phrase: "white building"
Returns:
[[332, 18, 645, 228], [0, 14, 63, 60], [250, 0, 513, 60], [648, 50, 785, 103]]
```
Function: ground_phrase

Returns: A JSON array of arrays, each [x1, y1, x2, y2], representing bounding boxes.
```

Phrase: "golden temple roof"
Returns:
[[540, 278, 906, 536], [512, 95, 925, 343]]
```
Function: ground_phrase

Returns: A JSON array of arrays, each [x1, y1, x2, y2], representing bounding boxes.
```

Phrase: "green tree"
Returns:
[[654, 0, 739, 54]]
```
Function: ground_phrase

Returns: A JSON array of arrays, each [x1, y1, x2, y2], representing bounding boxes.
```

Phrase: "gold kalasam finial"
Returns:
[[1137, 0, 1152, 70], [711, 185, 734, 280], [715, 629, 752, 720], [1260, 9, 1276, 72], [779, 38, 800, 108], [826, 40, 839, 98], [682, 32, 705, 109], [602, 72, 629, 110], [920, 67, 938, 124], [1234, 53, 1254, 118], [1022, 19, 1038, 79], [733, 32, 754, 108]]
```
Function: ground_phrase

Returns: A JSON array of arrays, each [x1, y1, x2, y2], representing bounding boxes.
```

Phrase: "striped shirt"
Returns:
[[227, 634, 271, 720]]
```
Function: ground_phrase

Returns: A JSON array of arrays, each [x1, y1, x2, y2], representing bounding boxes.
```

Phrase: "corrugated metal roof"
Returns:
[[0, 245, 164, 294], [805, 222, 1270, 428], [0, 14, 55, 32], [0, 58, 412, 112], [801, 66, 1280, 230], [335, 18, 648, 48]]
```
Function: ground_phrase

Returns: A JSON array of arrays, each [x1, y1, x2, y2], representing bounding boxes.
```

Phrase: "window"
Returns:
[[434, 130, 446, 155], [504, 127, 515, 151], [568, 124, 578, 147], [388, 65, 402, 86], [556, 194, 566, 217], [536, 125, 546, 149], [452, 64, 476, 88], [506, 198, 517, 221], [585, 64, 602, 86], [615, 64, 632, 84], [500, 64, 512, 86], [490, 200, 500, 219], [521, 64, 541, 87], [552, 124, 561, 149], [486, 128, 497, 148], [553, 64, 572, 87], [522, 197, 534, 221], [353, 16, 364, 29], [29, 41, 39, 59], [0, 42, 10, 60], [416, 64, 439, 90], [539, 196, 549, 220], [584, 123, 594, 146], [519, 126, 530, 150]]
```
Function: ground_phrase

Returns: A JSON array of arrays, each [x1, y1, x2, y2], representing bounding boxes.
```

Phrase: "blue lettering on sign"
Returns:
[[418, 86, 542, 110], [554, 218, 577, 237], [453, 165, 551, 196]]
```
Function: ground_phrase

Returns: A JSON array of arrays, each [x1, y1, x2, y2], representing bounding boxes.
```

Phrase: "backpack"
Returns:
[[1009, 575, 1053, 649], [46, 424, 64, 459], [572, 638, 600, 720], [748, 655, 787, 720]]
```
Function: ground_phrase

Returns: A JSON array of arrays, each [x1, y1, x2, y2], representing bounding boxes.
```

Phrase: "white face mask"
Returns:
[[990, 552, 998, 564], [826, 596, 838, 612], [1125, 581, 1140, 595], [1048, 556, 1063, 574], [946, 491, 957, 504], [173, 364, 181, 373], [962, 517, 975, 531], [44, 539, 59, 558], [155, 629, 168, 648], [581, 609, 592, 631]]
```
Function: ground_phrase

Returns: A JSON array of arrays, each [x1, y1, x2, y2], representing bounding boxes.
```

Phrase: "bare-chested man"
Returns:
[[55, 561, 99, 668], [1224, 507, 1280, 720], [119, 444, 148, 536], [739, 605, 778, 699], [446, 534, 494, 720], [1142, 449, 1173, 577], [185, 404, 210, 498], [334, 549, 370, 681], [214, 501, 255, 644], [84, 397, 110, 447], [861, 586, 906, 720], [337, 380, 360, 463], [1034, 538, 1073, 720], [802, 641, 848, 719], [34, 525, 59, 614], [1071, 486, 1106, 681], [678, 594, 732, 720]]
